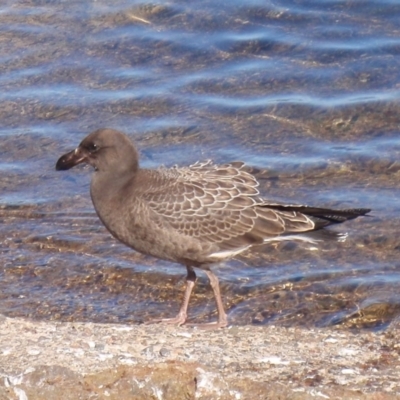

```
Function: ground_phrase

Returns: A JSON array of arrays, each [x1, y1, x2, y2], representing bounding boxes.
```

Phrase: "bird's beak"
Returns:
[[55, 147, 88, 171]]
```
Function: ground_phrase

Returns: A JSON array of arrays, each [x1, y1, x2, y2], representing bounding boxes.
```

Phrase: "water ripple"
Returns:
[[1, 0, 400, 328]]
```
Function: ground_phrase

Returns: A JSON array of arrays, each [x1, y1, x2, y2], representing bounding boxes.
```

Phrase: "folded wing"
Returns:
[[141, 161, 319, 255]]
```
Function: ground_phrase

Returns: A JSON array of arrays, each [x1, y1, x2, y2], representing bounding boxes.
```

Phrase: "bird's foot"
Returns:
[[144, 311, 187, 327]]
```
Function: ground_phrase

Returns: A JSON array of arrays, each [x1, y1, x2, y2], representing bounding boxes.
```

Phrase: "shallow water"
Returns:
[[1, 0, 400, 329]]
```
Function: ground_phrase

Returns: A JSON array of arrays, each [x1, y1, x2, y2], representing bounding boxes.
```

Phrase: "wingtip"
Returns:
[[356, 208, 372, 216]]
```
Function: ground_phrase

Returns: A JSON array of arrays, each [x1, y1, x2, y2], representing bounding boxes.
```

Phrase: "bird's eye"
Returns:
[[86, 142, 99, 153]]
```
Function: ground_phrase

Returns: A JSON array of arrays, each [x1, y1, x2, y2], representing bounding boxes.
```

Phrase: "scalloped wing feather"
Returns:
[[140, 162, 317, 256]]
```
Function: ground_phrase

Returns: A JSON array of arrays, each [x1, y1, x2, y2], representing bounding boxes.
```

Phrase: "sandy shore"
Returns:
[[0, 316, 399, 399]]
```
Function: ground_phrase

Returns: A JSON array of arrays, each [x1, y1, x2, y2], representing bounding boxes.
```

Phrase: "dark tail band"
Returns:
[[265, 204, 371, 224]]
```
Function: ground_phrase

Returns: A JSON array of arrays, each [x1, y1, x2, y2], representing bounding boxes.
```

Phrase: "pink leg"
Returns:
[[186, 269, 228, 330], [145, 266, 196, 326], [203, 269, 228, 328]]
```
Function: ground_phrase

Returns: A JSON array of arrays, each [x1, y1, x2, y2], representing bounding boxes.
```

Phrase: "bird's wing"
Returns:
[[141, 161, 316, 252]]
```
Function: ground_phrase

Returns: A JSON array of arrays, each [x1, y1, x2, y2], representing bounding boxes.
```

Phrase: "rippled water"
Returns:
[[1, 0, 400, 329]]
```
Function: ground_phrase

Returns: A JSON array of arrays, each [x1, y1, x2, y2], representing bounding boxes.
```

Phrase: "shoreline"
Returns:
[[0, 316, 399, 399]]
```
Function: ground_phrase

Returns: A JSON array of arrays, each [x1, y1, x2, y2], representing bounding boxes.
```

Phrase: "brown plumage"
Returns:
[[56, 128, 370, 328]]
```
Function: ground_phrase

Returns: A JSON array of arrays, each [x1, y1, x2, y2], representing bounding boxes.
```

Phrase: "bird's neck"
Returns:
[[90, 169, 136, 215]]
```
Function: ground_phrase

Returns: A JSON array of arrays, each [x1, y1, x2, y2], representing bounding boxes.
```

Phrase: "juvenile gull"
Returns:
[[56, 128, 370, 329]]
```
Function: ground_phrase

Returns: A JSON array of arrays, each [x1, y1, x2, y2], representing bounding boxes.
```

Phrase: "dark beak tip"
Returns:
[[55, 156, 69, 171], [55, 149, 86, 171]]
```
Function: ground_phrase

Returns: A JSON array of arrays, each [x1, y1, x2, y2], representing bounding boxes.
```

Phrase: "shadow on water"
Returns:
[[1, 0, 400, 330]]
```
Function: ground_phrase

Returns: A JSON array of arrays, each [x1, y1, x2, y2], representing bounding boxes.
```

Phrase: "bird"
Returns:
[[55, 128, 370, 329]]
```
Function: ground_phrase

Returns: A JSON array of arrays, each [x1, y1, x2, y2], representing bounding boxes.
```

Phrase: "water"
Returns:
[[1, 0, 400, 329]]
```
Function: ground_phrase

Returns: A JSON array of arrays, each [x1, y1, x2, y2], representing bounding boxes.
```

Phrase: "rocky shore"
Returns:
[[0, 316, 399, 399]]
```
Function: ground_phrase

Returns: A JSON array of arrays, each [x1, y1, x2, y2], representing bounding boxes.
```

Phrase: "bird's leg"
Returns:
[[173, 266, 196, 324], [187, 269, 228, 330], [145, 265, 196, 326]]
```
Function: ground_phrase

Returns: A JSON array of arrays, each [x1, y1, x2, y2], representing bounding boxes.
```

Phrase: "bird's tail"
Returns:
[[264, 204, 371, 228]]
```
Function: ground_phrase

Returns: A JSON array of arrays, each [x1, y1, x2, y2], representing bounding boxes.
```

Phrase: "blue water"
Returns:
[[1, 0, 400, 328]]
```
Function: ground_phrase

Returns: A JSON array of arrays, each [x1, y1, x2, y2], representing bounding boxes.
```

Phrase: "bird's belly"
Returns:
[[98, 211, 214, 266]]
